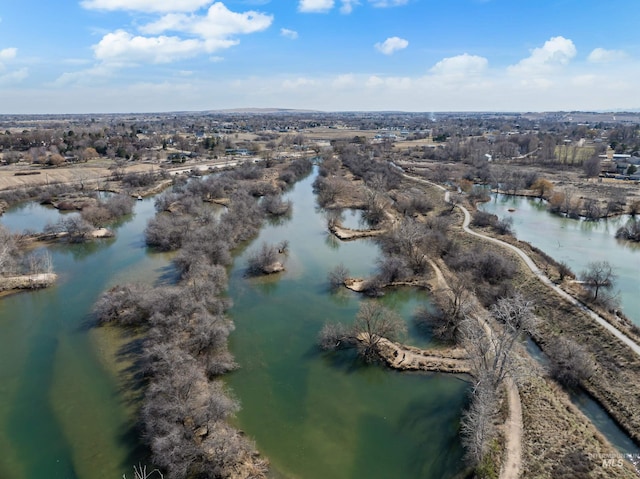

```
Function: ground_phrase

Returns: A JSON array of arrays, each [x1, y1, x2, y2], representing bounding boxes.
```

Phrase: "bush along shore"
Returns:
[[94, 158, 312, 478], [310, 143, 640, 478], [0, 224, 56, 295]]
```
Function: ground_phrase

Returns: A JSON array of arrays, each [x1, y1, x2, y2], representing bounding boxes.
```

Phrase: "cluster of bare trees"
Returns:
[[80, 194, 135, 227], [93, 159, 317, 477], [460, 294, 536, 468], [528, 183, 628, 221], [444, 245, 517, 306], [94, 266, 265, 478], [0, 225, 53, 279], [615, 219, 640, 242], [471, 210, 514, 236], [318, 301, 406, 363], [39, 193, 132, 242]]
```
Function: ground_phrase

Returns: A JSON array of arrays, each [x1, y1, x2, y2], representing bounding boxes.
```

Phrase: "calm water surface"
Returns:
[[227, 172, 468, 479], [480, 194, 640, 324], [0, 197, 171, 479], [0, 176, 469, 479]]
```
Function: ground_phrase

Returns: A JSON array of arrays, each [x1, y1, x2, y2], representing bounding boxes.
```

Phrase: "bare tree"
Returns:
[[317, 301, 406, 363], [583, 156, 601, 179], [0, 225, 18, 275], [261, 194, 292, 216], [531, 178, 554, 199], [580, 261, 616, 302], [352, 301, 406, 362], [379, 220, 428, 273], [415, 274, 474, 343], [246, 242, 282, 276], [546, 336, 594, 388], [327, 263, 349, 290], [123, 464, 164, 479], [317, 322, 351, 350], [460, 380, 497, 466], [463, 293, 536, 389]]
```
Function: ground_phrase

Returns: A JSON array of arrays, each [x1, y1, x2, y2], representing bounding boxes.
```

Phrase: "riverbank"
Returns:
[[387, 172, 640, 475], [0, 273, 57, 296]]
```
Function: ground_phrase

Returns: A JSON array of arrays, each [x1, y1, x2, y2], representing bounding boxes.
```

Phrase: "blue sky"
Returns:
[[0, 0, 639, 113]]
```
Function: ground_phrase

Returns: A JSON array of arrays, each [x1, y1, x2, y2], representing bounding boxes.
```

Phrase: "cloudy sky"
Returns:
[[0, 0, 639, 113]]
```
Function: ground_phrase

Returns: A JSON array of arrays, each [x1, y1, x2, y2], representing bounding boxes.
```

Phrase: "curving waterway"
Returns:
[[226, 171, 469, 478], [0, 197, 172, 479], [480, 194, 640, 325], [0, 174, 469, 479]]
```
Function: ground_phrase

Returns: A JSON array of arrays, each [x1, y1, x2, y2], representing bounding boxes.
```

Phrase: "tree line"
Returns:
[[94, 157, 312, 478], [312, 147, 602, 477]]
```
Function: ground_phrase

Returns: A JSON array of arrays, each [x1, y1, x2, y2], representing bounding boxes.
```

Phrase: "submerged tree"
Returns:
[[353, 301, 406, 361], [580, 260, 616, 303], [317, 301, 406, 363]]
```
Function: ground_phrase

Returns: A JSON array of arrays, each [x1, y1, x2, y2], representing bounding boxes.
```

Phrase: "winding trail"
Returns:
[[405, 172, 640, 479], [427, 258, 523, 479], [407, 173, 640, 357]]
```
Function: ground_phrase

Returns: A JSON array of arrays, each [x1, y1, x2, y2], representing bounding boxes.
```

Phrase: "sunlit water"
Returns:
[[2, 180, 639, 479], [226, 172, 469, 479], [479, 194, 640, 324], [0, 197, 172, 479]]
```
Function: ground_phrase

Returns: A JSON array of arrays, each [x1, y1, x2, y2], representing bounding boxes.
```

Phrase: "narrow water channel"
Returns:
[[226, 171, 469, 479], [483, 197, 640, 459]]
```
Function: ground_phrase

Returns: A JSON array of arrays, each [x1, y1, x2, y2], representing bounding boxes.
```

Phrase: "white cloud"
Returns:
[[140, 3, 272, 49], [86, 3, 272, 68], [369, 0, 408, 7], [508, 36, 576, 76], [93, 30, 207, 64], [430, 53, 488, 77], [340, 0, 359, 14], [280, 28, 298, 39], [375, 36, 408, 55], [81, 0, 212, 13], [54, 64, 116, 86], [0, 67, 28, 86], [282, 77, 317, 89], [298, 0, 334, 13], [588, 47, 627, 63], [0, 48, 17, 61], [332, 73, 356, 87]]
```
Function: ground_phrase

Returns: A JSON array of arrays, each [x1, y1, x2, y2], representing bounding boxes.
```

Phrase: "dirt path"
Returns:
[[501, 377, 523, 479], [406, 172, 640, 478], [426, 257, 523, 479], [356, 333, 470, 373], [407, 173, 640, 357]]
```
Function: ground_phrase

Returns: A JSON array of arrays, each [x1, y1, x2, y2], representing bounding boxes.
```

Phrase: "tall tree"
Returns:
[[580, 261, 616, 302]]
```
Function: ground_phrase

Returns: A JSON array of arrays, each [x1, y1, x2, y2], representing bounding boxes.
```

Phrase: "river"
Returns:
[[479, 194, 640, 325], [0, 198, 172, 479], [0, 175, 469, 479], [226, 172, 468, 478]]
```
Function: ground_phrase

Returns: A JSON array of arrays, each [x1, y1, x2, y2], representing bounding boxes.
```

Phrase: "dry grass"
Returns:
[[520, 375, 638, 478]]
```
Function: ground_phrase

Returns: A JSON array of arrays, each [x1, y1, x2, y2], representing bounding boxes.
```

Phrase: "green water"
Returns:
[[226, 172, 469, 479], [0, 176, 469, 479], [480, 194, 640, 324], [0, 198, 171, 479]]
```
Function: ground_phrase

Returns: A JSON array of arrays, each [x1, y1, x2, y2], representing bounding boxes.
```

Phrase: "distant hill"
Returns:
[[203, 108, 321, 114]]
